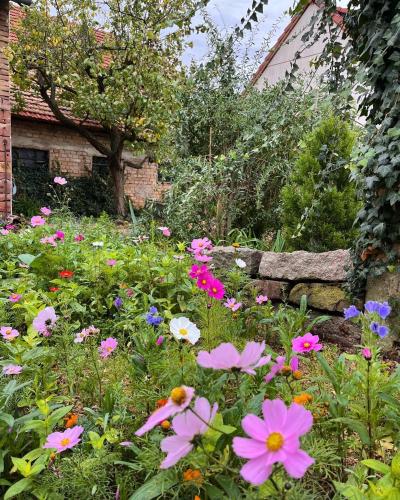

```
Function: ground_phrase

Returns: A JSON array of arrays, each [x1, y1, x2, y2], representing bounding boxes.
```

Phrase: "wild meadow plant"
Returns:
[[0, 199, 399, 498]]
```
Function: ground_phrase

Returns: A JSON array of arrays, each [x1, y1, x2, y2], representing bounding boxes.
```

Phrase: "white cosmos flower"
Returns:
[[235, 258, 247, 269], [92, 241, 104, 247], [170, 317, 200, 345]]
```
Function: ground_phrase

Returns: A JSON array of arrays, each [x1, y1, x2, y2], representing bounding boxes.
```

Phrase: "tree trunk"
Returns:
[[109, 153, 126, 217]]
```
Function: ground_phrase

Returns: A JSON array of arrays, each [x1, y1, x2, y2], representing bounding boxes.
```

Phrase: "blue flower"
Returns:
[[370, 321, 389, 338], [114, 297, 123, 309], [377, 302, 391, 320], [365, 301, 379, 314], [149, 306, 158, 315], [145, 307, 163, 327], [344, 305, 361, 320]]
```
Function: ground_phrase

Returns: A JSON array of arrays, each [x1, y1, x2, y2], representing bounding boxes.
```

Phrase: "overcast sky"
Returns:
[[185, 0, 349, 66]]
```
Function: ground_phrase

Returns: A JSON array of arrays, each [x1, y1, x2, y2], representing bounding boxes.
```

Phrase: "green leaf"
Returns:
[[215, 475, 241, 497], [333, 481, 366, 499], [17, 254, 38, 266], [129, 471, 178, 500], [316, 352, 338, 391], [332, 418, 370, 445], [4, 477, 33, 499], [362, 459, 391, 475], [47, 405, 73, 428]]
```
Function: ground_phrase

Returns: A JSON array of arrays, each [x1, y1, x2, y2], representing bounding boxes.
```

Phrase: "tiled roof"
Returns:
[[10, 6, 104, 128], [251, 0, 347, 86]]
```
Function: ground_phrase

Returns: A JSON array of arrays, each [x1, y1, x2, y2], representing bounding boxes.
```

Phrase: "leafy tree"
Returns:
[[281, 115, 360, 252], [9, 0, 201, 215]]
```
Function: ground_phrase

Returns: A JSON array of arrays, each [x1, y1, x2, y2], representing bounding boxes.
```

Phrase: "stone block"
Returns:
[[311, 316, 361, 351], [250, 279, 289, 301], [211, 246, 263, 276], [289, 282, 350, 312], [259, 249, 351, 282]]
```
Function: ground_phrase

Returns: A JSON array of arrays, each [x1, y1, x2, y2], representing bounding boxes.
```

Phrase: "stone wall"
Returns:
[[12, 118, 170, 209]]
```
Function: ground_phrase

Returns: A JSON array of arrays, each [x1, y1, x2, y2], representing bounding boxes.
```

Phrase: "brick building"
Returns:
[[0, 4, 169, 218]]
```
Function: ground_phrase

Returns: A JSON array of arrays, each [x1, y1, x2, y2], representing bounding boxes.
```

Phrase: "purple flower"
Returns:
[[156, 336, 165, 346], [146, 307, 163, 326], [43, 426, 84, 453], [8, 293, 22, 303], [378, 302, 391, 320], [114, 297, 123, 309], [344, 305, 361, 320], [3, 364, 23, 375], [99, 337, 118, 358]]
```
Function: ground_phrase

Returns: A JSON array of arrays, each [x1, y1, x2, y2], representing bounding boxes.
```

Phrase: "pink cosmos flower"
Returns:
[[190, 238, 212, 253], [74, 234, 85, 242], [292, 333, 322, 353], [233, 399, 314, 485], [54, 176, 67, 185], [120, 441, 133, 447], [196, 271, 213, 290], [40, 236, 57, 247], [1, 326, 19, 341], [74, 325, 99, 343], [224, 298, 242, 312], [32, 307, 58, 337], [1, 229, 9, 235], [106, 259, 117, 267], [99, 337, 118, 358], [256, 295, 269, 305], [207, 277, 225, 300], [197, 341, 271, 375], [135, 386, 195, 437], [54, 231, 65, 240], [194, 252, 213, 263], [31, 215, 46, 227], [43, 426, 84, 453], [188, 264, 209, 279], [3, 364, 23, 375], [160, 397, 218, 468], [264, 356, 299, 383], [158, 226, 171, 237], [40, 207, 52, 216], [9, 293, 22, 303]]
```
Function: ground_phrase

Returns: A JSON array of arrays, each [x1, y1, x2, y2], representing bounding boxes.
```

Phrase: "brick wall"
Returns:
[[0, 1, 11, 218], [12, 117, 170, 208]]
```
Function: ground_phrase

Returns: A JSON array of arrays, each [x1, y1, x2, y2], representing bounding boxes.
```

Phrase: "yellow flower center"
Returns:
[[303, 342, 311, 348], [212, 287, 217, 293], [266, 432, 284, 452], [106, 346, 113, 352], [179, 328, 188, 336], [170, 387, 186, 405], [161, 420, 171, 430], [60, 438, 71, 447], [198, 243, 203, 247], [5, 329, 12, 335], [201, 279, 207, 285]]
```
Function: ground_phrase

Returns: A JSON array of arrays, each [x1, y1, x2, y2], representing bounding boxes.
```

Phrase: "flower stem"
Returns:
[[366, 359, 373, 458], [90, 344, 103, 407]]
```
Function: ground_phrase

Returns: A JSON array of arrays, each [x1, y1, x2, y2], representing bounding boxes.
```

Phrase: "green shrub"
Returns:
[[281, 115, 360, 252]]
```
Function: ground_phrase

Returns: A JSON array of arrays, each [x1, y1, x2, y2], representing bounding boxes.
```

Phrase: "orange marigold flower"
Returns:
[[65, 413, 78, 428], [156, 398, 168, 409], [293, 393, 313, 405], [183, 469, 203, 484], [194, 496, 201, 500], [293, 370, 303, 380]]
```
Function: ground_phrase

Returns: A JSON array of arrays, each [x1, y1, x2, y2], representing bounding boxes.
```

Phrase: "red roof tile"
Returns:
[[251, 1, 347, 86]]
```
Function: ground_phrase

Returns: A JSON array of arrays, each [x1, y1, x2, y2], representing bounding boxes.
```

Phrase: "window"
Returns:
[[12, 147, 49, 173], [92, 156, 109, 178]]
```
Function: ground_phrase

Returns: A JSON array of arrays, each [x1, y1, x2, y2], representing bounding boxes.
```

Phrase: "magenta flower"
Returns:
[[197, 341, 271, 375], [3, 364, 23, 375], [135, 386, 195, 437], [54, 176, 67, 185], [292, 333, 322, 353], [74, 234, 85, 242], [43, 426, 84, 453], [55, 231, 65, 240], [156, 335, 165, 346], [256, 295, 269, 305], [196, 271, 213, 290], [362, 347, 372, 360], [40, 207, 52, 216], [264, 356, 299, 383], [224, 298, 242, 312], [32, 307, 58, 337], [158, 226, 171, 237], [207, 277, 225, 300], [106, 259, 117, 266], [30, 215, 46, 227], [160, 397, 218, 468], [99, 337, 118, 358], [189, 264, 209, 279], [8, 293, 22, 303], [233, 399, 314, 485], [1, 326, 19, 341]]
